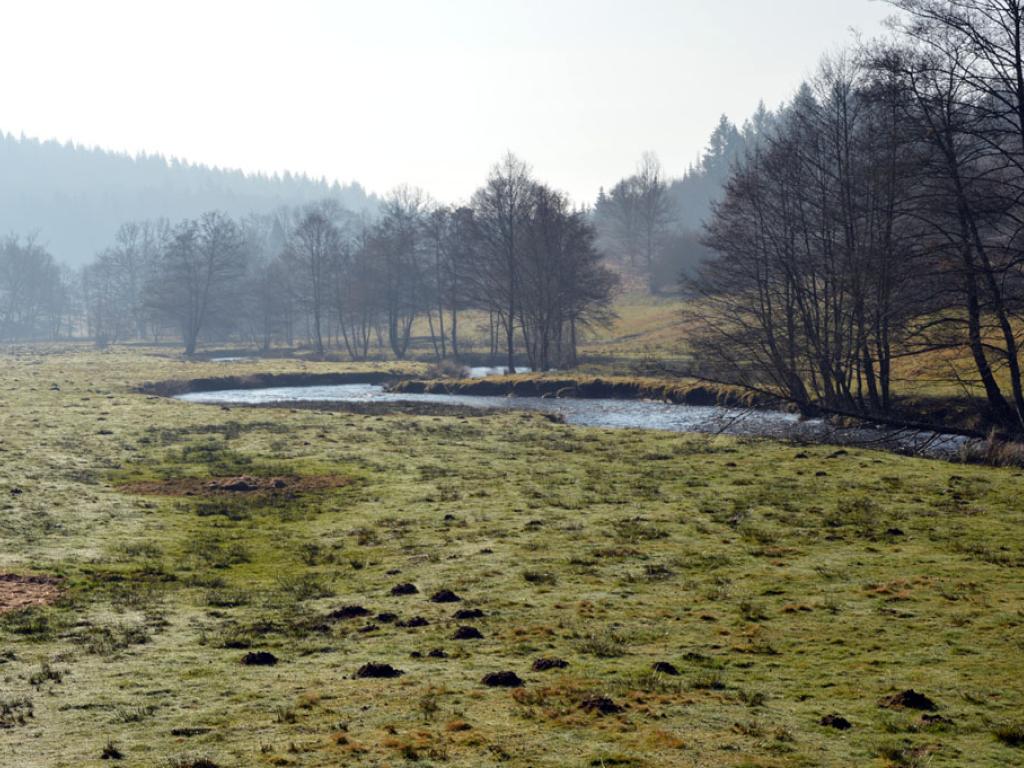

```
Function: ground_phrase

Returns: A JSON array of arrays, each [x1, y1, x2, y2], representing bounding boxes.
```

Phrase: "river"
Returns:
[[176, 383, 972, 459]]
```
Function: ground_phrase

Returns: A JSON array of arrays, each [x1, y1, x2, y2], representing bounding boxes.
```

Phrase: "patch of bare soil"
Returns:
[[532, 658, 569, 672], [328, 605, 371, 621], [430, 589, 461, 603], [580, 696, 624, 715], [240, 651, 278, 666], [355, 663, 404, 679], [879, 689, 938, 711], [120, 475, 350, 498], [481, 671, 524, 688], [820, 713, 853, 730], [0, 574, 62, 614]]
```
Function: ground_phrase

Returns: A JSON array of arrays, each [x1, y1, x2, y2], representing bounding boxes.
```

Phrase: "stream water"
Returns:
[[177, 383, 973, 459]]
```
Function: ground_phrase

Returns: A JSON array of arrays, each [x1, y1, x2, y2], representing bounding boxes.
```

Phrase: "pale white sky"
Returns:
[[2, 0, 893, 204]]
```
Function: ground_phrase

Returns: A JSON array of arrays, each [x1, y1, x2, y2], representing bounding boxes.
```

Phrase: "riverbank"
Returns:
[[390, 373, 776, 409], [392, 373, 1016, 446]]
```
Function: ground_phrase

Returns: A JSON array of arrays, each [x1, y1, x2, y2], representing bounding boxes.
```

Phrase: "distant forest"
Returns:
[[0, 115, 754, 365], [0, 133, 378, 267]]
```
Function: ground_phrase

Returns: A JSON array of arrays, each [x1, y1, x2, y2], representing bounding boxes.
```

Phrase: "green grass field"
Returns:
[[400, 290, 688, 370], [0, 346, 1022, 767], [577, 291, 688, 364]]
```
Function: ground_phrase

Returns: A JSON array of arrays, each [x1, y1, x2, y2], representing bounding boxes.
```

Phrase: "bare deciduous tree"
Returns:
[[147, 211, 247, 355], [470, 153, 534, 372], [285, 202, 347, 357]]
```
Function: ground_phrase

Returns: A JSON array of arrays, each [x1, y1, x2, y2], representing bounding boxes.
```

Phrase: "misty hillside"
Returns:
[[0, 132, 377, 266]]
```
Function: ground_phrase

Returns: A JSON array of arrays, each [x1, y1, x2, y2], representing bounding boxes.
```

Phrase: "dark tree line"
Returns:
[[29, 154, 618, 370], [689, 0, 1024, 437]]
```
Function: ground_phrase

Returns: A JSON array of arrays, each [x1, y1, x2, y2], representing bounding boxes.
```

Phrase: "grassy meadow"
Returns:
[[0, 345, 1022, 767], [573, 291, 1024, 406]]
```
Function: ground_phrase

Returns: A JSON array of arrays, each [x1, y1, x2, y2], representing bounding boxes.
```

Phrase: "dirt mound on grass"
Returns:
[[0, 574, 62, 614], [430, 589, 461, 603], [481, 671, 524, 688], [532, 658, 569, 672], [328, 605, 371, 621], [879, 689, 938, 711], [580, 696, 624, 715], [355, 663, 404, 679], [240, 651, 278, 666], [121, 475, 350, 498], [820, 713, 853, 730]]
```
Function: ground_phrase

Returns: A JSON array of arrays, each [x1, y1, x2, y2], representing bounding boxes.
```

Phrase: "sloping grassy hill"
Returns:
[[578, 294, 1024, 421], [577, 292, 688, 365]]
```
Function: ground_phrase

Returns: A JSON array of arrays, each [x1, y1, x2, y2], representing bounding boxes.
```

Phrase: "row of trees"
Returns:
[[690, 0, 1024, 436], [74, 154, 619, 370]]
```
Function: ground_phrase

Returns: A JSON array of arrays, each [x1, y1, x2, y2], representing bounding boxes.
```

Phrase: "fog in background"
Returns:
[[2, 0, 889, 204]]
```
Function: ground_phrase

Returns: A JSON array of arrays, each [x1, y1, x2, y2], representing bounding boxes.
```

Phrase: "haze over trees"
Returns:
[[0, 235, 73, 341], [148, 212, 250, 356], [48, 154, 616, 371], [0, 133, 376, 267], [0, 110, 763, 348], [689, 0, 1024, 437], [594, 115, 768, 292]]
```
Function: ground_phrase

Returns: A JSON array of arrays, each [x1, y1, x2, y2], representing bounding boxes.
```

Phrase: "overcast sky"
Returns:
[[3, 0, 893, 204]]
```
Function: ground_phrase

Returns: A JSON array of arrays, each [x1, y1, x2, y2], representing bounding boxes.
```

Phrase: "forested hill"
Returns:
[[0, 132, 378, 266]]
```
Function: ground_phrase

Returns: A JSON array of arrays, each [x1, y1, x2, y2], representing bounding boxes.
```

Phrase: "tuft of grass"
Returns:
[[274, 572, 335, 602], [0, 697, 34, 728], [578, 630, 628, 658], [691, 670, 726, 691]]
